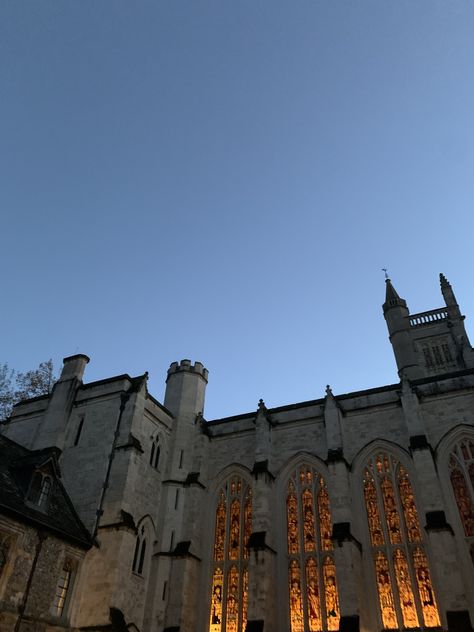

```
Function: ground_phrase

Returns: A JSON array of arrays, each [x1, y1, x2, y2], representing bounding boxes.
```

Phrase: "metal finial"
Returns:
[[382, 268, 389, 280]]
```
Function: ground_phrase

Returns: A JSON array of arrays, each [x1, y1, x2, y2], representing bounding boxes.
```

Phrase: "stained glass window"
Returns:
[[209, 476, 252, 632], [52, 561, 73, 618], [448, 438, 474, 565], [286, 465, 340, 632], [363, 453, 441, 629]]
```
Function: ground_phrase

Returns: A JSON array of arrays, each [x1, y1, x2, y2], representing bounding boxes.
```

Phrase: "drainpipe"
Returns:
[[14, 531, 46, 632]]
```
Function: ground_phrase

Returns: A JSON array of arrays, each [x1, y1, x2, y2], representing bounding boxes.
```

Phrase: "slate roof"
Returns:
[[0, 434, 92, 548]]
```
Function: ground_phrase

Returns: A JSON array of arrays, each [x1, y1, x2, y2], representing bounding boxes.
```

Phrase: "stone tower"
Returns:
[[384, 274, 474, 379]]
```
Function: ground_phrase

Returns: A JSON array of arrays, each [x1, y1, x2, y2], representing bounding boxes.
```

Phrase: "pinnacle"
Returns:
[[439, 272, 450, 288]]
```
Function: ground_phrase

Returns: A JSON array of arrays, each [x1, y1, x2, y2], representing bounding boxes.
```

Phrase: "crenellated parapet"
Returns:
[[166, 359, 209, 383]]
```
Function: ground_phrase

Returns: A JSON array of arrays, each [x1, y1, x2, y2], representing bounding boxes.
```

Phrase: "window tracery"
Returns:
[[209, 475, 252, 632], [363, 452, 441, 629], [286, 464, 340, 632], [448, 438, 474, 565]]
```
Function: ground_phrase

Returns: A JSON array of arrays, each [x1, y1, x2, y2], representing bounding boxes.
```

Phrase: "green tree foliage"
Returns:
[[0, 360, 56, 421]]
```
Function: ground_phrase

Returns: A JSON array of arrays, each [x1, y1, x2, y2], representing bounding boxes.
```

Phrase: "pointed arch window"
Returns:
[[209, 475, 252, 632], [150, 436, 160, 469], [286, 464, 340, 632], [363, 452, 441, 629], [132, 525, 147, 575], [27, 472, 52, 510], [448, 438, 474, 564]]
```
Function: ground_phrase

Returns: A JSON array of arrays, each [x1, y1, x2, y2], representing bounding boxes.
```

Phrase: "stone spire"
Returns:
[[383, 277, 407, 312], [382, 277, 423, 380]]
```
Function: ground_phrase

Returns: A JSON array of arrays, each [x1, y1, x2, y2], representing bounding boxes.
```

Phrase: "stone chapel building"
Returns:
[[0, 274, 473, 632]]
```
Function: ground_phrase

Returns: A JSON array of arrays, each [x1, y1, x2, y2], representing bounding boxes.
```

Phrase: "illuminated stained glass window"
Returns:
[[363, 453, 441, 629], [286, 465, 340, 632], [448, 438, 474, 565], [209, 476, 252, 632]]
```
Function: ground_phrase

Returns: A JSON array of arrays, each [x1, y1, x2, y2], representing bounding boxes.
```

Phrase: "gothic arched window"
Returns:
[[286, 464, 340, 632], [363, 452, 441, 629], [209, 475, 252, 632], [27, 472, 52, 510], [448, 438, 474, 564], [150, 436, 160, 469], [132, 525, 147, 575]]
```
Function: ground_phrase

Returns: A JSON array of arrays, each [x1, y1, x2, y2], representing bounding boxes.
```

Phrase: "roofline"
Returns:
[[146, 392, 174, 418], [0, 501, 92, 549], [206, 368, 474, 425]]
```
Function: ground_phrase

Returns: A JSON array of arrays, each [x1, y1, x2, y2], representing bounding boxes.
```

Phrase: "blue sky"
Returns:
[[1, 1, 474, 419]]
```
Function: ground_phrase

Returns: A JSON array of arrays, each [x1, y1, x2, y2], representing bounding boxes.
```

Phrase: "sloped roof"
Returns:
[[0, 434, 92, 548]]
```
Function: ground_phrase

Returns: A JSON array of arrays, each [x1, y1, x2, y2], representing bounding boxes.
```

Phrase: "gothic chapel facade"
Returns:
[[1, 275, 474, 632]]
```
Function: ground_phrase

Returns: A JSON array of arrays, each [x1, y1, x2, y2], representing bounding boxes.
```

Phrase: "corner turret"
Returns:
[[384, 274, 474, 380], [383, 278, 423, 380], [164, 359, 208, 420]]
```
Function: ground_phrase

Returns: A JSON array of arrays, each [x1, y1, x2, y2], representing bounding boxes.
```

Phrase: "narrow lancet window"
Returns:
[[286, 464, 340, 632], [209, 476, 252, 632], [448, 438, 474, 565], [363, 452, 441, 629]]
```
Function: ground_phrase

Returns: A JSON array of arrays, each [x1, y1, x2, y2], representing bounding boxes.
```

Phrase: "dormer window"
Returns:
[[28, 472, 52, 509]]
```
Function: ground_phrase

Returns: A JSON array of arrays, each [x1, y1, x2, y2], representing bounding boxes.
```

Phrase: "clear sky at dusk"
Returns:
[[1, 1, 474, 419]]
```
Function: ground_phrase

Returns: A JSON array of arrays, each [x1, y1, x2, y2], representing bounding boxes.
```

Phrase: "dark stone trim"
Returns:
[[409, 434, 431, 451], [115, 433, 144, 454], [425, 510, 454, 534], [446, 610, 472, 632], [326, 448, 351, 468], [98, 510, 137, 534], [162, 478, 189, 487], [339, 615, 360, 632], [163, 474, 206, 489], [185, 472, 206, 488], [252, 460, 275, 480], [158, 540, 201, 561], [245, 620, 264, 632], [247, 531, 276, 554], [163, 628, 180, 632], [109, 608, 128, 632], [331, 522, 362, 551], [327, 448, 344, 463]]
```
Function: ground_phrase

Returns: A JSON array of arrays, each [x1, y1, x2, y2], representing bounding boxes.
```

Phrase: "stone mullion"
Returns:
[[297, 480, 309, 632], [392, 466, 424, 629], [373, 465, 402, 631]]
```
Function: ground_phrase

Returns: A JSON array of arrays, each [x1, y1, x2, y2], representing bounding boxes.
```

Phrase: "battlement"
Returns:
[[167, 359, 209, 382]]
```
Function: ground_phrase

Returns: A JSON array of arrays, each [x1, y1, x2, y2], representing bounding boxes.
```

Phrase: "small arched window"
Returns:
[[363, 452, 441, 629], [132, 526, 147, 575], [28, 472, 52, 509], [448, 438, 474, 564], [150, 437, 160, 469]]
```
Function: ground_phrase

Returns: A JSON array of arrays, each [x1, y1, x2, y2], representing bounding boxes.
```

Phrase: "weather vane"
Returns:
[[382, 268, 389, 280]]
